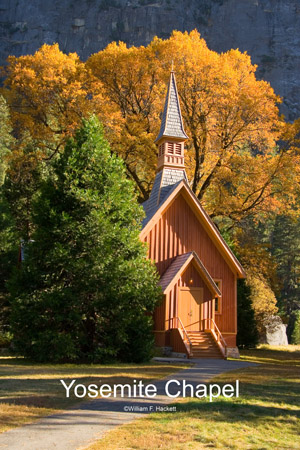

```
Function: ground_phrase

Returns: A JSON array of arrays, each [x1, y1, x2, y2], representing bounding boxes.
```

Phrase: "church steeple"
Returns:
[[155, 70, 188, 171], [142, 69, 189, 220]]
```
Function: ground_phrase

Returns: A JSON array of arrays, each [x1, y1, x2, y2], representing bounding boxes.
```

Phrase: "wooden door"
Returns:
[[178, 288, 203, 331]]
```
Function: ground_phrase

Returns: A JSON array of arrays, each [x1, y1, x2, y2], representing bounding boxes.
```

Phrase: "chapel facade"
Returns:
[[140, 71, 245, 358]]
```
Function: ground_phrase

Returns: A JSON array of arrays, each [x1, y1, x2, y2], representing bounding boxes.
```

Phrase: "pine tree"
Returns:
[[271, 215, 300, 315], [237, 279, 259, 348], [0, 95, 14, 186], [291, 311, 300, 345], [0, 194, 18, 336], [0, 142, 43, 340], [9, 117, 161, 362]]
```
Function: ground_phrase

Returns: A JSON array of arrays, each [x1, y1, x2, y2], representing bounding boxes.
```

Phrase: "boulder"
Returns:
[[226, 347, 240, 359], [260, 315, 288, 346]]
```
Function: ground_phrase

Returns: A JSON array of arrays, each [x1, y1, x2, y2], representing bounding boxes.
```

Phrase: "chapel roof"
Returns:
[[159, 251, 221, 296], [155, 71, 188, 142], [141, 179, 246, 278], [141, 69, 245, 279], [142, 167, 187, 228]]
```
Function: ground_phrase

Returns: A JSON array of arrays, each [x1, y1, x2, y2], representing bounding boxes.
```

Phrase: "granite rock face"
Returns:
[[0, 0, 300, 119]]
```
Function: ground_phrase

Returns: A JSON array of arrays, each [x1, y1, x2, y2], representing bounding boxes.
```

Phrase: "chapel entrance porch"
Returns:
[[155, 252, 227, 358], [168, 287, 226, 359]]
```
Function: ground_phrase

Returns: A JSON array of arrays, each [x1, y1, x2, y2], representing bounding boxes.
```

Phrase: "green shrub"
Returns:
[[0, 331, 12, 348], [291, 311, 300, 345]]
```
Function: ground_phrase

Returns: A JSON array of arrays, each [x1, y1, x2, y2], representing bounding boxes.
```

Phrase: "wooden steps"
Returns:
[[187, 331, 224, 359]]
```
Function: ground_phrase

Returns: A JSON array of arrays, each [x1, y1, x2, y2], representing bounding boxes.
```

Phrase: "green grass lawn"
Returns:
[[88, 345, 300, 450], [0, 357, 186, 433]]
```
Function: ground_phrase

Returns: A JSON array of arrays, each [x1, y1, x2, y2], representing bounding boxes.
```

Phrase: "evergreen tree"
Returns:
[[0, 194, 18, 336], [9, 117, 161, 362], [291, 311, 300, 345], [0, 95, 14, 186], [237, 279, 259, 348], [3, 144, 42, 241], [0, 142, 44, 339], [271, 215, 300, 315]]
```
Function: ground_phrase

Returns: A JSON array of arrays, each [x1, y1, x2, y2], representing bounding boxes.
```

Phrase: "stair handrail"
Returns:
[[173, 316, 193, 357], [209, 318, 227, 358]]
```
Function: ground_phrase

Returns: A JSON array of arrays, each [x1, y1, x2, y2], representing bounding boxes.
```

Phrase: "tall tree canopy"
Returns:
[[2, 44, 102, 157], [9, 117, 161, 362], [1, 29, 300, 351], [87, 30, 299, 223], [271, 215, 300, 315], [237, 279, 259, 348], [2, 31, 299, 225]]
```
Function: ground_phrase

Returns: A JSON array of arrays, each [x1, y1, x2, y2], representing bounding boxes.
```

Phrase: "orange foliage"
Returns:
[[2, 32, 300, 221], [87, 31, 299, 219], [247, 273, 278, 333], [87, 41, 163, 199], [1, 44, 102, 157], [148, 31, 295, 221]]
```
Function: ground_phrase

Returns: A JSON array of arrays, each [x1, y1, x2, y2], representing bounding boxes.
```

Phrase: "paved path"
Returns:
[[0, 359, 253, 450]]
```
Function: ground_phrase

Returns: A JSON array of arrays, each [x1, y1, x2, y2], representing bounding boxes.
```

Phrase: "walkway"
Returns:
[[0, 358, 253, 450]]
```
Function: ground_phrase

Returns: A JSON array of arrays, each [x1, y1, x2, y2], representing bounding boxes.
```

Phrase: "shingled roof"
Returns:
[[155, 71, 188, 142], [159, 251, 221, 296], [142, 167, 188, 228]]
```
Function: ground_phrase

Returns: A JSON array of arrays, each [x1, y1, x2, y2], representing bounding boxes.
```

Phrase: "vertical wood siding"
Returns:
[[143, 193, 237, 341]]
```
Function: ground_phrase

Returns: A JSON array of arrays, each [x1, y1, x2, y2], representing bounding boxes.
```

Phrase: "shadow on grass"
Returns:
[[174, 399, 300, 418], [0, 356, 176, 371], [0, 375, 169, 409], [205, 379, 300, 407], [150, 398, 300, 440], [240, 348, 300, 364]]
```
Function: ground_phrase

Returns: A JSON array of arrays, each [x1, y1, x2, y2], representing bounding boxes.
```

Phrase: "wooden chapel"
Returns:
[[140, 70, 245, 358]]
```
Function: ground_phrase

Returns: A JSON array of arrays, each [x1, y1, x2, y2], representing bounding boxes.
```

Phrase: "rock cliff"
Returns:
[[1, 0, 299, 119]]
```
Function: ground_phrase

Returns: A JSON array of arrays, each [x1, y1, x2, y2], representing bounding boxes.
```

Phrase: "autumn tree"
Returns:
[[1, 44, 101, 158], [246, 273, 278, 334], [87, 30, 299, 224], [281, 117, 300, 154], [87, 42, 162, 200], [9, 117, 161, 362], [233, 219, 278, 333], [3, 32, 300, 223], [1, 44, 103, 243]]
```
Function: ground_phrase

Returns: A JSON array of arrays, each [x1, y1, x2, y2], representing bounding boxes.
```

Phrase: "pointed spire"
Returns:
[[155, 71, 188, 143]]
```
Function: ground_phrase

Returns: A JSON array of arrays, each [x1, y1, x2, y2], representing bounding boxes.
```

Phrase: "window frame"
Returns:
[[214, 279, 222, 314]]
